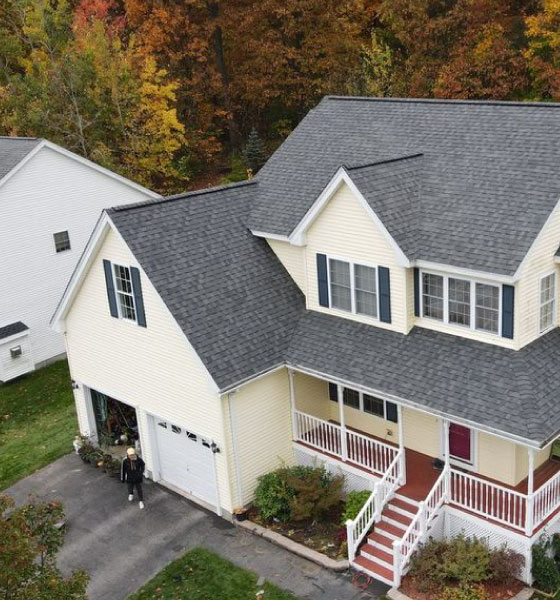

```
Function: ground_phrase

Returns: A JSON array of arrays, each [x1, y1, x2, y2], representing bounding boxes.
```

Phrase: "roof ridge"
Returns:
[[345, 153, 423, 171], [109, 179, 258, 213], [325, 95, 560, 109]]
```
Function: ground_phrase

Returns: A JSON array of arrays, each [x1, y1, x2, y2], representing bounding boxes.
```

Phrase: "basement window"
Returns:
[[53, 231, 71, 253]]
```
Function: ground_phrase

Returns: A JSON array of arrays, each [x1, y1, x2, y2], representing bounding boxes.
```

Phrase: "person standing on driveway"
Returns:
[[121, 447, 145, 509]]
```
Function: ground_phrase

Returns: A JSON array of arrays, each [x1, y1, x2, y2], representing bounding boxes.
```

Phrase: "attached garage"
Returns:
[[151, 417, 218, 510]]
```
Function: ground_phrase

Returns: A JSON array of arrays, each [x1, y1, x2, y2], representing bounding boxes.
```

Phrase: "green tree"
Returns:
[[0, 495, 88, 600], [242, 127, 266, 174]]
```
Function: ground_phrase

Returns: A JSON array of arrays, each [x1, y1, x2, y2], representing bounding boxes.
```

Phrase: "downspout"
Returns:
[[227, 391, 244, 507]]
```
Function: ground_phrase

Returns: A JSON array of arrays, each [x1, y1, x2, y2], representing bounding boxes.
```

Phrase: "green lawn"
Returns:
[[0, 360, 77, 490], [128, 548, 298, 600]]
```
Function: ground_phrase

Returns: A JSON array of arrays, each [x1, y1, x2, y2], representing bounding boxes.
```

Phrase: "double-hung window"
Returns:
[[328, 258, 378, 318], [114, 264, 136, 321], [540, 273, 556, 333], [329, 383, 398, 423], [421, 271, 501, 335]]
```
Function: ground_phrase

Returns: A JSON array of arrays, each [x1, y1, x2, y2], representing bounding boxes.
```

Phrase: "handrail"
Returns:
[[449, 469, 527, 532], [394, 465, 448, 586], [346, 449, 403, 562], [293, 411, 342, 458], [533, 468, 560, 529], [346, 428, 399, 476]]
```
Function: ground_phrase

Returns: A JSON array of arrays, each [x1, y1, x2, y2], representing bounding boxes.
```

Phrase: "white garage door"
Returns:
[[153, 419, 217, 506]]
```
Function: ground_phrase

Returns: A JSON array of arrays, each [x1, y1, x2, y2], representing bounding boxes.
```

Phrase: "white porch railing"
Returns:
[[393, 465, 449, 587], [346, 449, 404, 562], [449, 469, 527, 533], [533, 469, 560, 529], [293, 410, 399, 476]]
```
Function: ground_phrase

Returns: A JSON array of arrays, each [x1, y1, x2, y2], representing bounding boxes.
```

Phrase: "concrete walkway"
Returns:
[[5, 454, 389, 600]]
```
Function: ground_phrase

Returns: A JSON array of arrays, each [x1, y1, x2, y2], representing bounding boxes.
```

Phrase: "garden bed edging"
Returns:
[[387, 585, 534, 600], [235, 518, 349, 571]]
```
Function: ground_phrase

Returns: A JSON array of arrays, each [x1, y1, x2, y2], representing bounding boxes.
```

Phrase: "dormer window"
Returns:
[[328, 258, 378, 318], [540, 272, 556, 333], [420, 271, 501, 335]]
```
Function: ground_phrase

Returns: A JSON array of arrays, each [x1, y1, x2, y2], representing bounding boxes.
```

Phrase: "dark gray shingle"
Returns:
[[251, 97, 560, 275], [0, 137, 41, 181], [0, 321, 28, 340]]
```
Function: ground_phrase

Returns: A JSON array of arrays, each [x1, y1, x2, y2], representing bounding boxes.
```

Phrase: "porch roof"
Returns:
[[287, 311, 560, 447]]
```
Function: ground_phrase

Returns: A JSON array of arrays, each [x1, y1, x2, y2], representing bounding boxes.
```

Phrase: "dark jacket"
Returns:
[[121, 456, 145, 484]]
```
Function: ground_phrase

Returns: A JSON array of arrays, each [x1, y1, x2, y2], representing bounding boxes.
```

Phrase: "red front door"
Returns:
[[449, 423, 472, 463]]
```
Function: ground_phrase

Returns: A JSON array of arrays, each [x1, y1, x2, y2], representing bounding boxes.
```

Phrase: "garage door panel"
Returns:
[[154, 419, 216, 505]]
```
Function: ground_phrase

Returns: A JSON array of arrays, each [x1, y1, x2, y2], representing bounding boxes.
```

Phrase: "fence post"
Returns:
[[418, 501, 427, 537], [346, 519, 355, 563], [399, 448, 407, 486], [373, 481, 383, 522], [393, 540, 402, 588], [525, 493, 534, 536]]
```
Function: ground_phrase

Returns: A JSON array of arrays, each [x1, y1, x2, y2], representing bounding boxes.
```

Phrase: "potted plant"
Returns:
[[233, 506, 249, 521]]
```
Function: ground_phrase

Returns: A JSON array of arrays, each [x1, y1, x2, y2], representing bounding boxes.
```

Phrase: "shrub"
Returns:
[[286, 466, 343, 522], [254, 465, 343, 523], [439, 584, 488, 600], [532, 539, 560, 593], [487, 545, 523, 583], [341, 490, 372, 524]]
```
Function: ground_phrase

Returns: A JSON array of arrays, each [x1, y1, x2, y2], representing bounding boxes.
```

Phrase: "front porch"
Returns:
[[288, 369, 560, 539]]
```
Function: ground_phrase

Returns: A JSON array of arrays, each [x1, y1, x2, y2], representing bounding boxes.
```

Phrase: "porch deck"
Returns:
[[294, 413, 560, 536]]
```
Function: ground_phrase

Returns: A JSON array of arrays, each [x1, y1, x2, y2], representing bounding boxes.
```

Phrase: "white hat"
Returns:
[[126, 447, 136, 456]]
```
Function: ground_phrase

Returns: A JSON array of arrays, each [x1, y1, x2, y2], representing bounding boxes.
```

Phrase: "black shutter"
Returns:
[[378, 266, 392, 323], [317, 254, 329, 307], [103, 260, 118, 318], [502, 284, 514, 339], [130, 267, 147, 327], [386, 401, 398, 423], [414, 267, 420, 317], [328, 382, 338, 402]]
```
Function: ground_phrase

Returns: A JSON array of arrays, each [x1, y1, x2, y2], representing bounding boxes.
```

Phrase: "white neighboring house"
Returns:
[[0, 137, 159, 382]]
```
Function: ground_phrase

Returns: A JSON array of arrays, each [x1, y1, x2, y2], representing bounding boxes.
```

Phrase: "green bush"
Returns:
[[254, 465, 343, 523], [532, 539, 560, 593], [487, 545, 523, 583], [438, 584, 488, 600], [341, 490, 372, 524]]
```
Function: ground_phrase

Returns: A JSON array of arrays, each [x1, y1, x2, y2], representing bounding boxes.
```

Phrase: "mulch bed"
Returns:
[[247, 504, 346, 559], [400, 574, 525, 600]]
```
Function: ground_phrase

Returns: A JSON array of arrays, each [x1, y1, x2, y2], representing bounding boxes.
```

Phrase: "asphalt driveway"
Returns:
[[5, 453, 388, 600]]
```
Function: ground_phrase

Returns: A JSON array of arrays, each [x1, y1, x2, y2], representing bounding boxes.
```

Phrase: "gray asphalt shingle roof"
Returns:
[[287, 311, 560, 446], [108, 182, 305, 390], [0, 321, 28, 340], [0, 137, 40, 181], [251, 97, 560, 276]]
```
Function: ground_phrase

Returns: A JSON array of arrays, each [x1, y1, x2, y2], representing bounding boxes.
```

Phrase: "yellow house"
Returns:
[[53, 97, 560, 587]]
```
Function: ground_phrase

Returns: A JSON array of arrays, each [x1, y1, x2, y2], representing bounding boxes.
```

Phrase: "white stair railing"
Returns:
[[346, 448, 403, 562], [393, 465, 449, 587]]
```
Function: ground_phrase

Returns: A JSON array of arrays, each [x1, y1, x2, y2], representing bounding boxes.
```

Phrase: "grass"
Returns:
[[0, 360, 77, 490], [128, 547, 299, 600]]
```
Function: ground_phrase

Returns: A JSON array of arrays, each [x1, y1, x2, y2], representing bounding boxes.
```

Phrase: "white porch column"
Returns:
[[526, 446, 535, 536], [337, 384, 348, 461], [288, 368, 298, 441], [443, 419, 451, 499], [397, 403, 406, 485]]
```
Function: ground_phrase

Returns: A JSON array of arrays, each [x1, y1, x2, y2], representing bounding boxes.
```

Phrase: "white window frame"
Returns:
[[112, 263, 137, 323], [539, 271, 557, 334], [440, 420, 478, 469], [419, 269, 502, 337], [326, 254, 380, 320], [340, 385, 392, 421]]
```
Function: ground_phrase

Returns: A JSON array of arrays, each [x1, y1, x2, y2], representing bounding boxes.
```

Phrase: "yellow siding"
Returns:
[[267, 239, 307, 295], [515, 444, 551, 486], [477, 433, 516, 485], [64, 227, 234, 512], [224, 368, 293, 506], [403, 408, 441, 456], [515, 203, 560, 349], [305, 182, 409, 333], [293, 372, 330, 419]]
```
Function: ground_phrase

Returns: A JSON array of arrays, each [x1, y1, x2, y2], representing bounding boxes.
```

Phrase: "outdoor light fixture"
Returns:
[[71, 380, 80, 390], [10, 346, 22, 358], [211, 442, 220, 453]]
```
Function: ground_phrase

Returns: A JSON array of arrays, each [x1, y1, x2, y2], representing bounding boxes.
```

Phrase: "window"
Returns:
[[448, 277, 470, 327], [420, 270, 502, 336], [540, 273, 556, 332], [329, 259, 352, 311], [327, 256, 379, 319], [475, 283, 499, 334], [329, 382, 398, 423], [422, 273, 444, 320], [354, 265, 377, 318], [53, 231, 71, 253], [113, 264, 136, 321], [343, 388, 360, 409]]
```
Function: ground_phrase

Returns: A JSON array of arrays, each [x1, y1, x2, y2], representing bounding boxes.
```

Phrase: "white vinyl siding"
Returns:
[[540, 272, 556, 333], [420, 270, 501, 336]]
